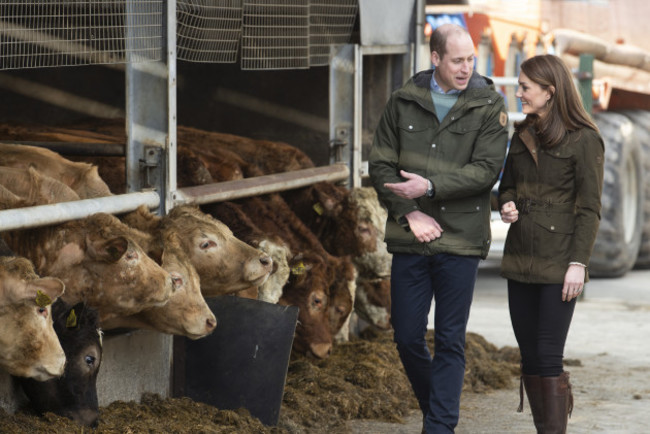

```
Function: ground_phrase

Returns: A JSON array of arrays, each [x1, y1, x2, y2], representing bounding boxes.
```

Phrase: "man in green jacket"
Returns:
[[369, 23, 508, 433]]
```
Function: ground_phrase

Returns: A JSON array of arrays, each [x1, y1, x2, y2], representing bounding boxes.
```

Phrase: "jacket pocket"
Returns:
[[437, 199, 487, 247], [385, 219, 417, 247], [534, 212, 575, 260], [397, 120, 433, 171]]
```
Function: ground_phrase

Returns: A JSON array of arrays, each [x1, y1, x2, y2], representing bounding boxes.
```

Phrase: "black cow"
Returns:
[[17, 299, 103, 427]]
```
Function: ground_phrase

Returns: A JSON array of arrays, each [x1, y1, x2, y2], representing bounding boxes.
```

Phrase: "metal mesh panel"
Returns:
[[241, 0, 310, 70], [0, 0, 163, 71], [309, 0, 356, 66], [177, 0, 242, 63]]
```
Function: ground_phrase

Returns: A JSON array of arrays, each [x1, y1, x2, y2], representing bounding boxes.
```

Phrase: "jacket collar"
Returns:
[[412, 69, 493, 91]]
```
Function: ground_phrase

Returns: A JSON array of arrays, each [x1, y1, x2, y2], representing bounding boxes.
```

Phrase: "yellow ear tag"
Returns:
[[291, 261, 306, 275], [66, 309, 78, 328], [312, 203, 324, 215], [35, 290, 52, 308]]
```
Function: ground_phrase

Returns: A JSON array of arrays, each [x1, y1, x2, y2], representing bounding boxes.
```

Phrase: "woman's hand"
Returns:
[[500, 201, 519, 223], [562, 264, 586, 301]]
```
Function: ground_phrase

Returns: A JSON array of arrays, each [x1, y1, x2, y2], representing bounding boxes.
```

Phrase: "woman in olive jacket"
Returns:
[[498, 54, 604, 433]]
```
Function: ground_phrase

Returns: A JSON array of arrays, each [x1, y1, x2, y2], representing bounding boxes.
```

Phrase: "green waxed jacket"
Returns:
[[498, 126, 604, 283], [369, 69, 509, 259]]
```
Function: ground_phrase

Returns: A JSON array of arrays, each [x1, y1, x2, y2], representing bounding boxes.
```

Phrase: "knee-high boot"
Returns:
[[518, 374, 544, 432], [540, 371, 573, 434]]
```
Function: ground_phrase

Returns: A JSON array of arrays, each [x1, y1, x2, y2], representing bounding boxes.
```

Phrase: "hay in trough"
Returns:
[[0, 331, 520, 433]]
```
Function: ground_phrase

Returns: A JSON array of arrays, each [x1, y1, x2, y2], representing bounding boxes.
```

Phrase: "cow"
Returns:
[[349, 187, 393, 332], [281, 181, 377, 258], [0, 166, 80, 205], [0, 143, 113, 198], [232, 194, 356, 358], [1, 212, 174, 322], [0, 256, 66, 381], [200, 200, 291, 304], [154, 205, 273, 297], [17, 299, 103, 427], [101, 229, 217, 339], [0, 184, 26, 210]]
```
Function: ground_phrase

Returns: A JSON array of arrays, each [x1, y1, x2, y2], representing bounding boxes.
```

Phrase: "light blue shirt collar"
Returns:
[[430, 70, 462, 95]]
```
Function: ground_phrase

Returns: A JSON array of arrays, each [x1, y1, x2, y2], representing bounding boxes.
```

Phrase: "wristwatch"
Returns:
[[426, 179, 435, 198]]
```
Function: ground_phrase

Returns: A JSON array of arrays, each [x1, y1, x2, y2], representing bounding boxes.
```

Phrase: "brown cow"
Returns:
[[0, 256, 67, 380], [2, 213, 174, 322], [233, 194, 356, 358], [0, 184, 25, 210], [102, 227, 217, 339], [124, 205, 273, 297], [0, 143, 112, 198], [0, 166, 80, 204]]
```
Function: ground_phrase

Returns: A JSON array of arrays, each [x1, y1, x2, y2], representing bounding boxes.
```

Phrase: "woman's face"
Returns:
[[516, 71, 552, 117]]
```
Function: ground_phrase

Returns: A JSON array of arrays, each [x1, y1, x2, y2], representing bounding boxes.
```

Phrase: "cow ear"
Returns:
[[27, 277, 66, 304], [87, 236, 128, 263]]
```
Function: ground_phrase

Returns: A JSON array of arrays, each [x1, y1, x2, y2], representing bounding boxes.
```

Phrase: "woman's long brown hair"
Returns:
[[516, 54, 599, 148]]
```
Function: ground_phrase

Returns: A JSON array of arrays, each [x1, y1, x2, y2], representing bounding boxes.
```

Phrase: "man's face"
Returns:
[[430, 33, 475, 92]]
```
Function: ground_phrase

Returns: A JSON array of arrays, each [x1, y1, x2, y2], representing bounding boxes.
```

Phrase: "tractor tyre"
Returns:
[[589, 112, 644, 277]]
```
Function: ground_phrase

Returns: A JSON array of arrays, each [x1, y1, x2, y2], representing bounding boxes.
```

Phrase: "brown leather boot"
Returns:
[[540, 371, 573, 434], [518, 374, 544, 432]]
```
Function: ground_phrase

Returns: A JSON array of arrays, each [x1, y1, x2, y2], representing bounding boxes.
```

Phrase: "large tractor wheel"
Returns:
[[621, 110, 650, 269], [589, 112, 645, 277]]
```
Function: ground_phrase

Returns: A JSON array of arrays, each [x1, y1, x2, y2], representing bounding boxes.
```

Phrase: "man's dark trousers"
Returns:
[[390, 252, 479, 433]]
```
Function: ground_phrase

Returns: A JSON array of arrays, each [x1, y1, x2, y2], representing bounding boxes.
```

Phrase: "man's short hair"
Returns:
[[429, 24, 469, 59]]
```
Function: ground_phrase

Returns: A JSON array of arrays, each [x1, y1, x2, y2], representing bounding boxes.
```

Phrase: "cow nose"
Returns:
[[310, 342, 332, 359], [206, 315, 217, 331]]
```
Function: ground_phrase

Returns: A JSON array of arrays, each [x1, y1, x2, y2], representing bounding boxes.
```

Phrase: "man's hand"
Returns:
[[405, 210, 443, 243], [384, 170, 429, 199]]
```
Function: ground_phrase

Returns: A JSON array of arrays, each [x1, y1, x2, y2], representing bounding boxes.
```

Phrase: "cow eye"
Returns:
[[171, 275, 183, 290], [126, 251, 138, 260], [199, 240, 216, 250], [37, 307, 48, 317], [85, 355, 96, 366]]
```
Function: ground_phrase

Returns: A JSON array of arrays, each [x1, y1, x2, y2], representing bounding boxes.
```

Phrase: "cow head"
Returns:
[[163, 206, 273, 296], [0, 256, 66, 380], [45, 213, 174, 322], [102, 231, 217, 339], [18, 300, 102, 427], [279, 252, 333, 359]]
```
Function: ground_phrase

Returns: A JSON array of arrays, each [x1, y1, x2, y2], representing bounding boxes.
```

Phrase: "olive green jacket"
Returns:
[[498, 126, 605, 283], [369, 69, 509, 259]]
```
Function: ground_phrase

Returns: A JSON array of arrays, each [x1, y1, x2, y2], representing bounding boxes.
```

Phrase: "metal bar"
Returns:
[[0, 191, 160, 232], [0, 141, 125, 156], [172, 165, 350, 206]]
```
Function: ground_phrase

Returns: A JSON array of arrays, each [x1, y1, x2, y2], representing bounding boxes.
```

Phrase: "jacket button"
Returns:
[[441, 206, 446, 211], [431, 143, 436, 148], [476, 206, 480, 210], [550, 225, 555, 231], [451, 116, 455, 121], [408, 125, 413, 130], [488, 99, 492, 103]]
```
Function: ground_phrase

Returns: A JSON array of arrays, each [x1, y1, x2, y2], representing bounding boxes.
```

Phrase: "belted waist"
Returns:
[[515, 198, 575, 215]]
